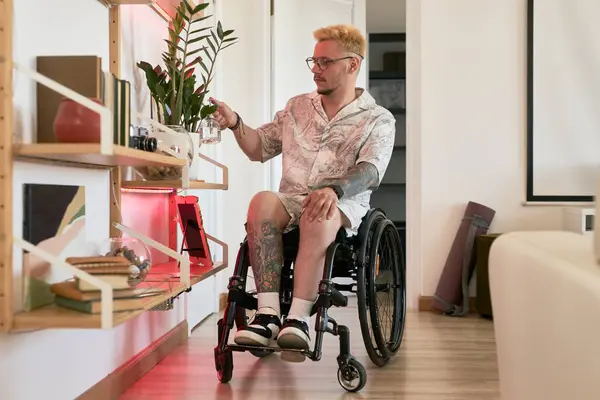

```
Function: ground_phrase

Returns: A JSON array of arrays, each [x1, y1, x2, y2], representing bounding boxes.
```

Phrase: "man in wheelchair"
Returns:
[[210, 24, 395, 352]]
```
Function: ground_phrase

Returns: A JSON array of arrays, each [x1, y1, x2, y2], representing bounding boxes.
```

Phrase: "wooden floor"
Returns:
[[120, 298, 499, 400]]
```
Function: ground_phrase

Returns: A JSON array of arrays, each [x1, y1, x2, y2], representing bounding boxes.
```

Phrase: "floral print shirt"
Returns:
[[256, 88, 396, 232]]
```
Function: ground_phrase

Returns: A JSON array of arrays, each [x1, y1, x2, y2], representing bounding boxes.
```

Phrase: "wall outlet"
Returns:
[[563, 207, 595, 236]]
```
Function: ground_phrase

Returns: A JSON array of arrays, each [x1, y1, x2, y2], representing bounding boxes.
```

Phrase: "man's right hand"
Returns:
[[209, 97, 238, 129]]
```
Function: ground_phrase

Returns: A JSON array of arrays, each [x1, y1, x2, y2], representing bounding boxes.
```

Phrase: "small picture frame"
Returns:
[[175, 195, 212, 267]]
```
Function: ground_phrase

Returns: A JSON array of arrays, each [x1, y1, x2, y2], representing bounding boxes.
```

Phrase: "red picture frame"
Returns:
[[175, 195, 212, 267]]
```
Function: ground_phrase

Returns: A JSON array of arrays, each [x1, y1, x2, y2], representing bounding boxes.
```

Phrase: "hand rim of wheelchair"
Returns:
[[214, 207, 406, 392]]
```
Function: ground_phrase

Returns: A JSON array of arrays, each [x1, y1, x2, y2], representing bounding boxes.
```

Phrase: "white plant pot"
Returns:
[[189, 133, 201, 180]]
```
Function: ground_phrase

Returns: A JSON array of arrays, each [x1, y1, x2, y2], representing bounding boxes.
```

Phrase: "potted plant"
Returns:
[[135, 0, 238, 179], [138, 0, 238, 130]]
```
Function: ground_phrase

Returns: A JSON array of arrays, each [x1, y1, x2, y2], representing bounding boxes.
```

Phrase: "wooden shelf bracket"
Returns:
[[197, 152, 229, 190]]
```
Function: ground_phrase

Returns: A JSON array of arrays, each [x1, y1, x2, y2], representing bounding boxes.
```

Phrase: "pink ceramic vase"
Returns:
[[53, 97, 102, 143]]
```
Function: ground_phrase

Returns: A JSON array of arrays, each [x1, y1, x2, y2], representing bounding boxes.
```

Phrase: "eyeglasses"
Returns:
[[305, 56, 355, 71]]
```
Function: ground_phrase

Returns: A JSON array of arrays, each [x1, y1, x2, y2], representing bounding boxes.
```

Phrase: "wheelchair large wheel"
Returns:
[[356, 210, 406, 366]]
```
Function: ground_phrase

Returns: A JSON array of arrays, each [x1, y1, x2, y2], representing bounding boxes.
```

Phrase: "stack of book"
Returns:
[[50, 256, 167, 314]]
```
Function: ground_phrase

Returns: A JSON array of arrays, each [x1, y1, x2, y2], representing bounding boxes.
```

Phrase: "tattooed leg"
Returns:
[[246, 191, 291, 294], [247, 221, 284, 292], [233, 192, 291, 346]]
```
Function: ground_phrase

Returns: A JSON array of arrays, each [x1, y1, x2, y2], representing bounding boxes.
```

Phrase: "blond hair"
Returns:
[[313, 24, 366, 58]]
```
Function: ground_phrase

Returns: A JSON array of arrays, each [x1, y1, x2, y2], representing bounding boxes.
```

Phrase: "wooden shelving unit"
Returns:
[[1, 0, 229, 332], [122, 152, 229, 190], [122, 180, 227, 190], [12, 261, 227, 330]]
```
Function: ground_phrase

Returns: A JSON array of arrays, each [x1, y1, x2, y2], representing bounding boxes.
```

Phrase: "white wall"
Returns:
[[214, 0, 272, 291], [2, 2, 194, 399], [407, 0, 566, 304]]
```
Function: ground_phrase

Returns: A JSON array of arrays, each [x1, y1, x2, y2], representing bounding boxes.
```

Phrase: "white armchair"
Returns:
[[489, 230, 600, 400]]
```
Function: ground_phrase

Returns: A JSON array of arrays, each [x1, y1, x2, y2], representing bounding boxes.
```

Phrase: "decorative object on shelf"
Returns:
[[22, 183, 88, 311], [198, 113, 221, 144], [175, 194, 213, 267], [133, 124, 194, 180], [53, 97, 103, 143], [136, 0, 238, 135], [99, 237, 152, 284], [157, 125, 194, 165], [129, 125, 157, 152]]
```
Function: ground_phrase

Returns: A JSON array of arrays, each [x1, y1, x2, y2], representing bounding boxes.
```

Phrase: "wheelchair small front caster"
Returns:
[[214, 347, 233, 383], [337, 358, 367, 392]]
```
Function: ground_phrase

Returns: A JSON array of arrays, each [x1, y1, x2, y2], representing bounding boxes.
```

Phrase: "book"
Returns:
[[75, 274, 132, 292], [36, 55, 103, 143], [54, 294, 155, 314], [50, 280, 165, 302], [66, 255, 132, 275]]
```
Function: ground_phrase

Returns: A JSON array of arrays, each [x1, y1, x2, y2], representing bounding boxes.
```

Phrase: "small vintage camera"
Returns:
[[129, 125, 157, 152]]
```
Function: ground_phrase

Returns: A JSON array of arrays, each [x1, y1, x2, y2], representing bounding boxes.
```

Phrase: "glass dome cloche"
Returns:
[[98, 237, 152, 283]]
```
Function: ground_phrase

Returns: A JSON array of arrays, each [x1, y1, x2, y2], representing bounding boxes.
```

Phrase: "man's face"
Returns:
[[310, 40, 358, 96]]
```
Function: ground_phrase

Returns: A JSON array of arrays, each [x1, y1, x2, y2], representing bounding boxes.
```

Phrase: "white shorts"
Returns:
[[275, 192, 368, 237]]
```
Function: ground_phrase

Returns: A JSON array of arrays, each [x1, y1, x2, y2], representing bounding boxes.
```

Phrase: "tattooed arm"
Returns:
[[320, 162, 380, 198], [320, 113, 396, 199]]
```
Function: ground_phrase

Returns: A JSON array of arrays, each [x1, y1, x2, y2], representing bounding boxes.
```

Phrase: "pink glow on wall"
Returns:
[[120, 191, 172, 265]]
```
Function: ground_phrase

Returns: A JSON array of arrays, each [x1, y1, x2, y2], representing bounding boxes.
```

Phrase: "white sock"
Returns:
[[287, 297, 315, 325], [257, 292, 280, 317]]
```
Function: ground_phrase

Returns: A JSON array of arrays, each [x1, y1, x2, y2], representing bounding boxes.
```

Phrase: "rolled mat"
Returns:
[[433, 201, 496, 316]]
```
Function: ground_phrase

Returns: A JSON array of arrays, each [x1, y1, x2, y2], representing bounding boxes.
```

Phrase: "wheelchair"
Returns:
[[214, 208, 406, 393]]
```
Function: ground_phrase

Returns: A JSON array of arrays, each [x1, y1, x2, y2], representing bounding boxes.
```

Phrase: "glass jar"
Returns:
[[198, 115, 222, 144]]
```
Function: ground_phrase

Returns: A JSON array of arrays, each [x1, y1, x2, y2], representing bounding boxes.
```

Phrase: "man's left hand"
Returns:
[[301, 188, 338, 222]]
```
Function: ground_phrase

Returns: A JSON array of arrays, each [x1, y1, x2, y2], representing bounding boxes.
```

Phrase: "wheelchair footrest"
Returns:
[[228, 344, 307, 355]]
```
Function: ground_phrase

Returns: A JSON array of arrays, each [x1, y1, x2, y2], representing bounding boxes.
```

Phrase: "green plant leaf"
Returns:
[[203, 47, 214, 62], [190, 15, 211, 24], [210, 30, 219, 46], [223, 29, 234, 37], [199, 60, 209, 75], [164, 39, 185, 53], [201, 103, 218, 119], [188, 34, 210, 45], [207, 35, 217, 54], [183, 0, 194, 15], [193, 2, 210, 14], [186, 47, 205, 58], [223, 37, 238, 43], [190, 26, 210, 35], [176, 6, 191, 23], [155, 82, 166, 101], [217, 21, 224, 40]]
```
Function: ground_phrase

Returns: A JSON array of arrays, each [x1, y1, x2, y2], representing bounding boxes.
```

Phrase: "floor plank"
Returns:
[[120, 298, 499, 400]]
